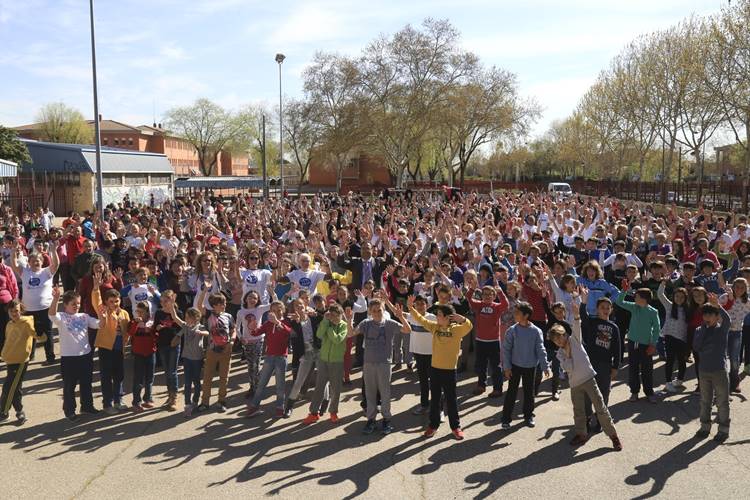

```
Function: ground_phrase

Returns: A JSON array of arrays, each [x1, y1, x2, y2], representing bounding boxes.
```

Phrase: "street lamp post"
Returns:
[[275, 53, 285, 197], [89, 0, 104, 214]]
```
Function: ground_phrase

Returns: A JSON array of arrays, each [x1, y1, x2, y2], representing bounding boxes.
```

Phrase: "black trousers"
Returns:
[[741, 324, 750, 366], [0, 305, 10, 353], [502, 365, 536, 423], [475, 340, 502, 391], [585, 361, 613, 418], [26, 309, 53, 361], [61, 354, 94, 416], [664, 335, 688, 382], [413, 353, 431, 408], [628, 341, 654, 396], [429, 367, 459, 430], [1, 362, 27, 415], [99, 347, 125, 407]]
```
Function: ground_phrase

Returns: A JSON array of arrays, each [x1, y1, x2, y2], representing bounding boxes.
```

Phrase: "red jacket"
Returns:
[[0, 263, 18, 304], [65, 235, 85, 265], [467, 289, 509, 341], [128, 321, 157, 356], [254, 320, 292, 356]]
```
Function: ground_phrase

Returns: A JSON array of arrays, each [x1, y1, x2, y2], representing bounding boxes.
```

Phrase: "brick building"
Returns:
[[308, 152, 392, 192], [13, 117, 251, 178]]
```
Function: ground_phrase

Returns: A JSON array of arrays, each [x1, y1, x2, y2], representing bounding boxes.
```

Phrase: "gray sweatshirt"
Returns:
[[556, 319, 596, 388], [693, 307, 731, 373]]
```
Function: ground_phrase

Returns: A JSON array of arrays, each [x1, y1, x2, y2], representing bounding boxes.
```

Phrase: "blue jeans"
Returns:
[[183, 358, 203, 406], [133, 353, 156, 405], [158, 345, 181, 394], [728, 331, 742, 389], [250, 355, 287, 409]]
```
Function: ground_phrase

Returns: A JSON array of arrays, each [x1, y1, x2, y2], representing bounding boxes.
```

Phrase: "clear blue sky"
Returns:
[[0, 0, 722, 137]]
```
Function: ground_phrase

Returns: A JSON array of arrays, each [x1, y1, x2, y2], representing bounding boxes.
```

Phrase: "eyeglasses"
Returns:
[[249, 256, 259, 260]]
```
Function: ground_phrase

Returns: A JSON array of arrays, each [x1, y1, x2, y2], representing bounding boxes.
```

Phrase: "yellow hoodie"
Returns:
[[1, 317, 46, 364], [408, 307, 472, 370], [92, 289, 131, 350]]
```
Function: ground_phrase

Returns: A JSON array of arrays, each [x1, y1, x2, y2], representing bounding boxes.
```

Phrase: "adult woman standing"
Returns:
[[77, 255, 123, 350], [0, 251, 19, 353], [188, 251, 225, 311], [9, 241, 58, 363]]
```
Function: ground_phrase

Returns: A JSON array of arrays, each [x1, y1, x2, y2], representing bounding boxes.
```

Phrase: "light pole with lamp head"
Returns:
[[89, 0, 104, 215], [275, 53, 285, 197]]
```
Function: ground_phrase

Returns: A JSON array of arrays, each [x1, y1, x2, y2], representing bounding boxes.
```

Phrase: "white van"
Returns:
[[548, 182, 573, 198]]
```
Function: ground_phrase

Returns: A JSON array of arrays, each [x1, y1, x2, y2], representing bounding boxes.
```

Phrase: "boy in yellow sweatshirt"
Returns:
[[1, 300, 47, 424], [92, 274, 132, 414], [407, 295, 473, 440]]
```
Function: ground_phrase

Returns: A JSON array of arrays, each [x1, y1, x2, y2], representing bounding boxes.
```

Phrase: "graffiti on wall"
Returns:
[[102, 184, 172, 206]]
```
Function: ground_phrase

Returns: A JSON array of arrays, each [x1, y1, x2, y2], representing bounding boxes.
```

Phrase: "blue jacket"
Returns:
[[693, 307, 731, 372], [503, 323, 548, 370], [577, 277, 619, 315]]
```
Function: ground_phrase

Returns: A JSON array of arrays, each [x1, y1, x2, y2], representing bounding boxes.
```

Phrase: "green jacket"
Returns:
[[615, 291, 661, 345], [317, 318, 348, 363]]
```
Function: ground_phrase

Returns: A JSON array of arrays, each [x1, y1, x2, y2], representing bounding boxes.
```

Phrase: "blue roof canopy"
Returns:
[[19, 139, 173, 174]]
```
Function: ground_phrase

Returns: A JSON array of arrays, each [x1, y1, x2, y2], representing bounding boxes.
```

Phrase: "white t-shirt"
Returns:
[[21, 267, 54, 311], [50, 312, 99, 356], [237, 304, 272, 344], [128, 283, 156, 318], [241, 268, 273, 303], [407, 312, 436, 355], [287, 269, 326, 293]]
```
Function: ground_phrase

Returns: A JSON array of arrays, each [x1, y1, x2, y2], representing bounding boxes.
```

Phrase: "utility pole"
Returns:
[[89, 0, 104, 214], [261, 114, 268, 199]]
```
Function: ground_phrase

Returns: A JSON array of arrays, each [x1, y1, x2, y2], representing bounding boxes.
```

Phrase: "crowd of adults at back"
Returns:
[[0, 188, 747, 449]]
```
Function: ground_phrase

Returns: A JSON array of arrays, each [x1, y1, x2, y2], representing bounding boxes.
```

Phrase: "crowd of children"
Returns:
[[0, 190, 746, 449]]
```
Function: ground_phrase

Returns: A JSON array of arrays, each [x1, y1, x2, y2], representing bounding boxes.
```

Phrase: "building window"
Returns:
[[102, 173, 122, 186], [150, 174, 171, 184], [128, 138, 133, 146], [102, 138, 108, 145], [114, 138, 119, 146], [123, 174, 148, 186]]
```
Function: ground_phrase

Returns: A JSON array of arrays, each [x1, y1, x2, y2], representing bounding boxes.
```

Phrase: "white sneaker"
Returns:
[[115, 402, 128, 411], [665, 382, 677, 393]]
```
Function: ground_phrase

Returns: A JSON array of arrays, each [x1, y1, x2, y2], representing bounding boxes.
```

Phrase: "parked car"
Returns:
[[548, 182, 573, 198]]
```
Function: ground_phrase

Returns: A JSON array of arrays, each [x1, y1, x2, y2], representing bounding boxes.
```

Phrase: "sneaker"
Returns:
[[275, 408, 285, 418], [103, 406, 118, 416], [525, 417, 536, 428], [141, 401, 154, 409], [283, 406, 293, 418], [81, 406, 100, 415], [412, 405, 429, 415], [329, 412, 339, 423], [611, 434, 623, 451], [245, 406, 259, 418], [452, 428, 465, 440], [665, 382, 677, 393], [629, 393, 639, 402], [132, 404, 144, 413], [714, 431, 729, 443], [423, 426, 437, 438], [362, 419, 376, 435], [673, 379, 684, 388], [647, 394, 658, 404], [488, 389, 503, 399], [197, 404, 209, 412], [217, 402, 228, 413], [695, 428, 710, 439], [731, 386, 741, 394], [569, 434, 589, 446], [381, 419, 393, 435], [302, 413, 320, 425], [16, 411, 27, 425], [552, 391, 561, 401], [184, 404, 193, 417], [115, 402, 128, 411], [0, 412, 8, 423], [472, 384, 486, 396], [501, 422, 511, 430], [66, 413, 79, 422]]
